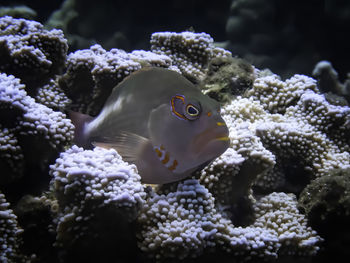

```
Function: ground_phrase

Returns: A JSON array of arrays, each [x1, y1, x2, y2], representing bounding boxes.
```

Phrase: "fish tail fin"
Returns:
[[68, 110, 94, 148]]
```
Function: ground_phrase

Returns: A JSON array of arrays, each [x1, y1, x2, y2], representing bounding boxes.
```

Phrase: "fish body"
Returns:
[[72, 67, 229, 184]]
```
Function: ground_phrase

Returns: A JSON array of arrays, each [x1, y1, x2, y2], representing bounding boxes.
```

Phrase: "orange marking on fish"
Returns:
[[168, 159, 178, 171], [171, 95, 187, 120], [162, 152, 170, 164], [154, 148, 162, 157], [154, 145, 178, 172], [207, 111, 212, 117]]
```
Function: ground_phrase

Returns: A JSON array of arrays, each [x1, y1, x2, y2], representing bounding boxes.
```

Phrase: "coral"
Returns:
[[246, 74, 318, 114], [217, 74, 350, 193], [0, 192, 24, 262], [218, 96, 278, 192], [45, 0, 78, 33], [137, 180, 321, 261], [58, 31, 233, 116], [0, 5, 37, 20], [137, 179, 228, 260], [196, 147, 271, 224], [197, 74, 348, 209], [298, 168, 350, 260], [312, 60, 350, 98], [0, 18, 344, 261], [0, 126, 24, 185], [0, 16, 68, 94], [13, 195, 58, 262], [299, 168, 350, 228], [49, 145, 146, 261], [221, 98, 275, 166], [255, 90, 350, 182], [200, 56, 255, 103], [252, 192, 322, 256], [34, 78, 71, 111], [58, 44, 172, 115], [197, 148, 246, 205], [0, 73, 74, 186], [150, 31, 231, 82], [286, 90, 350, 151]]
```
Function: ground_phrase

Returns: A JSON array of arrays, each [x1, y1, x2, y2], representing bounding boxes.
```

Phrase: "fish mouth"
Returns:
[[191, 125, 230, 157], [213, 136, 230, 142]]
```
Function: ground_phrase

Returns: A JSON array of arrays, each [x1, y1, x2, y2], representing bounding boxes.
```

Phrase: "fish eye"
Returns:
[[185, 103, 200, 120], [186, 104, 199, 116]]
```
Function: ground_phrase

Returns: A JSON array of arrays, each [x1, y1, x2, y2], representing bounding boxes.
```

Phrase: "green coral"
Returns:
[[299, 168, 350, 227], [201, 56, 255, 103], [298, 168, 350, 260]]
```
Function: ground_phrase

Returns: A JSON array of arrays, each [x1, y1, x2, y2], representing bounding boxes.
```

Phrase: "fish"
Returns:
[[70, 67, 230, 184]]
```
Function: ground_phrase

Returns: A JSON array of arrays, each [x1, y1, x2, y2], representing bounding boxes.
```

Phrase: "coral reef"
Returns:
[[13, 195, 57, 263], [0, 15, 349, 263], [58, 44, 171, 115], [138, 181, 321, 261], [137, 179, 225, 260], [216, 74, 350, 194], [246, 74, 318, 114], [49, 146, 146, 261], [34, 78, 71, 111], [200, 56, 255, 103], [255, 91, 350, 180], [0, 72, 74, 191], [299, 168, 350, 224], [252, 192, 321, 256], [0, 5, 37, 20], [58, 31, 230, 116], [0, 16, 67, 94], [0, 192, 25, 262], [312, 60, 350, 101], [151, 31, 231, 82], [298, 168, 350, 260], [0, 126, 24, 185]]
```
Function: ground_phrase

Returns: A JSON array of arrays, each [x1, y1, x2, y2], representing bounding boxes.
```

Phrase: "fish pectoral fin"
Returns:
[[92, 131, 149, 163], [91, 141, 114, 149]]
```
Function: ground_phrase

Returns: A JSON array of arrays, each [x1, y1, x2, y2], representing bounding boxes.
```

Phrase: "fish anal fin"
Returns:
[[68, 110, 94, 148], [92, 132, 149, 163]]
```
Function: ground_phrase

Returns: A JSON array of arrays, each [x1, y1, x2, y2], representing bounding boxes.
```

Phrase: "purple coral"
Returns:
[[58, 44, 171, 115], [0, 192, 23, 262], [0, 16, 68, 93], [151, 31, 231, 81], [49, 145, 146, 261], [0, 73, 74, 186], [137, 180, 321, 261], [219, 73, 350, 193]]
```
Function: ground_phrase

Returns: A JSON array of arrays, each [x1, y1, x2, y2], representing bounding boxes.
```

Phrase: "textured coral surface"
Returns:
[[0, 192, 27, 262], [0, 16, 349, 263], [0, 16, 67, 93]]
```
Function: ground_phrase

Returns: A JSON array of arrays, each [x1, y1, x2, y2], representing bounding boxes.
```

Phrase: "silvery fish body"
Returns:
[[72, 67, 229, 184]]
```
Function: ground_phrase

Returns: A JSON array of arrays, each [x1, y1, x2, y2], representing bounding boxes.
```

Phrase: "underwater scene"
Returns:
[[0, 0, 349, 262]]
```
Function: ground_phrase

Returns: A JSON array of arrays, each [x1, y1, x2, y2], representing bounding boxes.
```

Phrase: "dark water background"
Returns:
[[1, 0, 350, 79]]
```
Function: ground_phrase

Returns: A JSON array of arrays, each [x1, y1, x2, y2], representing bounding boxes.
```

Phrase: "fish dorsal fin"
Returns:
[[92, 131, 149, 163]]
